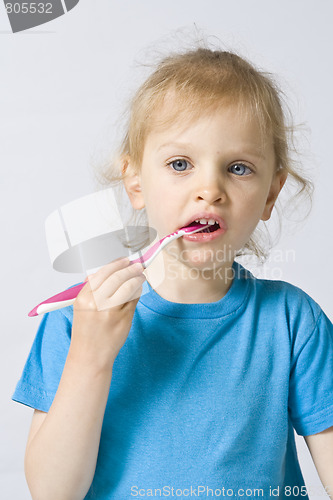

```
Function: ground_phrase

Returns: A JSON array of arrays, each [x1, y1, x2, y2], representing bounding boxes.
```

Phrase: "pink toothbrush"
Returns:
[[28, 223, 209, 317]]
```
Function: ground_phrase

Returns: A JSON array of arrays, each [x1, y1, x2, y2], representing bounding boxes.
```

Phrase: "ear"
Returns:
[[261, 169, 288, 221], [122, 158, 145, 210]]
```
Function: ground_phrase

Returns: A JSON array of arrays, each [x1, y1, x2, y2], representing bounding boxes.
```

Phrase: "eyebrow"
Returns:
[[156, 142, 266, 160], [238, 149, 266, 160], [157, 142, 192, 153]]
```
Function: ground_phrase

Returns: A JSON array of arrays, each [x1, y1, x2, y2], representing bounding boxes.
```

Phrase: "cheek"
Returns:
[[236, 184, 269, 215], [141, 184, 172, 225], [143, 174, 180, 208], [230, 191, 268, 241]]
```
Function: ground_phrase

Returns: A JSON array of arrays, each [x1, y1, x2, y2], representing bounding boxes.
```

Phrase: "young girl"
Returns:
[[13, 47, 333, 499]]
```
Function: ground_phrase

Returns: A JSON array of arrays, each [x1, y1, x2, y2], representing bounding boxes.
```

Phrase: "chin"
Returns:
[[182, 245, 234, 268], [182, 254, 225, 272]]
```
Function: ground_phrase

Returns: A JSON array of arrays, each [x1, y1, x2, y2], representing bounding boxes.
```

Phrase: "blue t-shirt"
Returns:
[[13, 261, 333, 499]]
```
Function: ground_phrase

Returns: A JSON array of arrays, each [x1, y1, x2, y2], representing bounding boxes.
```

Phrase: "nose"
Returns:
[[194, 171, 227, 205]]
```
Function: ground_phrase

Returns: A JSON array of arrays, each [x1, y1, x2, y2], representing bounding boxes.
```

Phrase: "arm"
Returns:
[[24, 258, 145, 500], [25, 348, 114, 500], [304, 426, 333, 499]]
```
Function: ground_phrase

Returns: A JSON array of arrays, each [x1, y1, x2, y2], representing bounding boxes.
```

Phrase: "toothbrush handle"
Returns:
[[29, 233, 181, 317], [28, 227, 194, 317], [28, 282, 86, 317]]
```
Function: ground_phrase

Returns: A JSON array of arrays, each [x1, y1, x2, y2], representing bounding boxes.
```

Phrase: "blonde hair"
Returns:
[[96, 44, 313, 261]]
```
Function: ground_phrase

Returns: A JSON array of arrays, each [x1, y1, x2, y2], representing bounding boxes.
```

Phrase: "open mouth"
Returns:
[[187, 219, 220, 233]]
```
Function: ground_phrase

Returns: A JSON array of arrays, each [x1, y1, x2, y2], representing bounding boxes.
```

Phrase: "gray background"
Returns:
[[1, 0, 333, 497]]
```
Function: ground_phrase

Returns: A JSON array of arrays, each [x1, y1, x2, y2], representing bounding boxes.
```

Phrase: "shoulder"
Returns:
[[58, 304, 74, 324], [42, 283, 77, 325], [241, 264, 331, 337], [250, 271, 323, 320], [33, 305, 73, 351], [41, 304, 73, 328]]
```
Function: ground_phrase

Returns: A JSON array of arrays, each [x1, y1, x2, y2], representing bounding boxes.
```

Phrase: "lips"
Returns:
[[181, 212, 227, 242]]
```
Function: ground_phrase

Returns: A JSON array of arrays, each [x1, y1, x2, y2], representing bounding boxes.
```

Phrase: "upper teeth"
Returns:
[[195, 218, 218, 225]]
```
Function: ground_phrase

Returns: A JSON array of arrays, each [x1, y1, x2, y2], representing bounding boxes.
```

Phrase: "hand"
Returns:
[[70, 257, 146, 367]]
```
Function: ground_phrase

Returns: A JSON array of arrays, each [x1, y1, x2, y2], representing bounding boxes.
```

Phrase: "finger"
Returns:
[[87, 257, 131, 291], [113, 272, 146, 306], [94, 273, 146, 311], [126, 279, 146, 303], [94, 262, 144, 298]]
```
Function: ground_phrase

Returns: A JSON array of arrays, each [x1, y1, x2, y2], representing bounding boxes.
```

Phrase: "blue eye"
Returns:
[[229, 163, 252, 176], [169, 159, 189, 172]]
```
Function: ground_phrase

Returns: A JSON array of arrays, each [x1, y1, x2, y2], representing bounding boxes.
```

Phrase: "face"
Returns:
[[125, 104, 287, 273]]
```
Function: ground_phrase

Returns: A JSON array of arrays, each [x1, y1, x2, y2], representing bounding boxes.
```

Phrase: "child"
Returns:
[[13, 46, 333, 499]]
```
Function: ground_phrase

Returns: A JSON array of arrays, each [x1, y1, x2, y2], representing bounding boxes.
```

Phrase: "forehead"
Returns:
[[144, 99, 272, 156]]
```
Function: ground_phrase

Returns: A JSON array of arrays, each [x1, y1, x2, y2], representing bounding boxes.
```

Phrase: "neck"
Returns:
[[144, 252, 235, 304]]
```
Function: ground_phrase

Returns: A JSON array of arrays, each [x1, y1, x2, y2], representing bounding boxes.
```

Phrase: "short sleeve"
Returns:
[[289, 308, 333, 436], [12, 308, 72, 412]]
